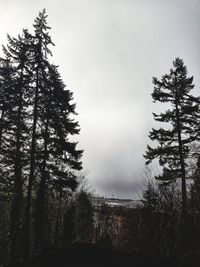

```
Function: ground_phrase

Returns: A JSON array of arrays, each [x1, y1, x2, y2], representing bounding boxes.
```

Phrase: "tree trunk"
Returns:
[[0, 104, 5, 150], [174, 83, 187, 251], [10, 67, 24, 263], [175, 86, 187, 221], [23, 63, 39, 260], [34, 114, 49, 252], [54, 190, 62, 247]]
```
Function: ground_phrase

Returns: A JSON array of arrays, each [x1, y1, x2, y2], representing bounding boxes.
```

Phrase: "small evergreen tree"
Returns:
[[190, 156, 200, 246], [63, 202, 76, 245], [74, 191, 93, 243], [142, 180, 182, 257]]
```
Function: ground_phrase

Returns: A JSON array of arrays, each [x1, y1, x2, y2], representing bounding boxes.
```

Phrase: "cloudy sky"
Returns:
[[0, 0, 200, 199]]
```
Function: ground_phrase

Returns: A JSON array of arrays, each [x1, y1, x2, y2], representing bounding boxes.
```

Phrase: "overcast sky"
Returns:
[[0, 0, 200, 199]]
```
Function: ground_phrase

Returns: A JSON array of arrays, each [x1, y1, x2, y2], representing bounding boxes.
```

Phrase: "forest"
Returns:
[[0, 9, 200, 267]]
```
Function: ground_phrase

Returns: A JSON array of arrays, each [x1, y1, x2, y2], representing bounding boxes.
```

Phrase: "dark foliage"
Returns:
[[7, 243, 178, 267], [0, 9, 82, 265], [144, 58, 200, 227]]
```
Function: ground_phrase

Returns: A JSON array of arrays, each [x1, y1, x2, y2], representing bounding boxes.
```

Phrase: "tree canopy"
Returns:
[[144, 58, 200, 219]]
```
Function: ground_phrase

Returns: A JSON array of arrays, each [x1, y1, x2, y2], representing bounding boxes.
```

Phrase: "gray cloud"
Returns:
[[96, 178, 144, 200]]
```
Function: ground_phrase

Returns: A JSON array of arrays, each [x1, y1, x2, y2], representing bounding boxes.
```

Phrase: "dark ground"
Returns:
[[7, 244, 200, 267]]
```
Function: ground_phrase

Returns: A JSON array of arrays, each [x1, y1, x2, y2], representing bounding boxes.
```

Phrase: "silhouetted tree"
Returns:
[[144, 58, 200, 223], [189, 156, 200, 249], [0, 9, 83, 263], [142, 181, 161, 256], [0, 58, 15, 194], [191, 156, 200, 214], [23, 10, 55, 259], [32, 26, 82, 255], [0, 30, 32, 262], [142, 180, 181, 257], [0, 58, 13, 151], [63, 202, 76, 245], [74, 191, 93, 243], [142, 181, 159, 212]]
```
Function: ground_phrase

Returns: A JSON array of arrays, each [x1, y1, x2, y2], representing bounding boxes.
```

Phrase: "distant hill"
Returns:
[[91, 196, 143, 209]]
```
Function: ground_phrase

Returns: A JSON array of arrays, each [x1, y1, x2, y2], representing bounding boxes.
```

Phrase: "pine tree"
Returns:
[[23, 10, 55, 258], [142, 181, 160, 212], [74, 191, 93, 243], [0, 58, 15, 194], [0, 30, 32, 262], [0, 9, 83, 262], [191, 156, 200, 219], [34, 63, 82, 252], [63, 202, 76, 245], [22, 10, 83, 257], [0, 58, 13, 151], [144, 58, 200, 223]]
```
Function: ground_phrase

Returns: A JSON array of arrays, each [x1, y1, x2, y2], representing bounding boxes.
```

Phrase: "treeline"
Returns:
[[96, 176, 200, 261], [0, 9, 83, 265]]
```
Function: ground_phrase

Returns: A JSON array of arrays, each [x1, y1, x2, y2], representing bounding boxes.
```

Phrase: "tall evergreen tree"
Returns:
[[144, 58, 200, 222], [0, 9, 83, 262], [34, 63, 82, 252], [0, 58, 14, 151], [22, 10, 55, 258], [0, 30, 32, 262], [22, 9, 83, 257], [0, 58, 16, 198]]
